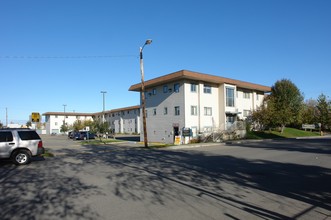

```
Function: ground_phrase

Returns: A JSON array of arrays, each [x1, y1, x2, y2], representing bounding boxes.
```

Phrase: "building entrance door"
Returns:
[[226, 115, 235, 130]]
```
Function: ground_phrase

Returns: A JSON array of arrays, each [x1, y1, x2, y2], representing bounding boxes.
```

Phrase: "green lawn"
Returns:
[[246, 127, 320, 139], [81, 138, 122, 145]]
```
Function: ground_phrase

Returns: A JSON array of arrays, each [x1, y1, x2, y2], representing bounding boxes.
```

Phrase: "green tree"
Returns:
[[60, 124, 69, 133], [26, 121, 32, 127], [270, 79, 304, 133], [316, 93, 330, 131], [92, 120, 111, 141], [72, 120, 85, 131], [301, 99, 318, 124], [251, 96, 276, 130]]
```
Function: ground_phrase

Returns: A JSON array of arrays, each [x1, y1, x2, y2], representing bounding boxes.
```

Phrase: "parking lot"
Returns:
[[0, 135, 330, 220]]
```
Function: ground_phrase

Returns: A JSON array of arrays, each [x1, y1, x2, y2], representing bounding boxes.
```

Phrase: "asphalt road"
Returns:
[[0, 135, 330, 220]]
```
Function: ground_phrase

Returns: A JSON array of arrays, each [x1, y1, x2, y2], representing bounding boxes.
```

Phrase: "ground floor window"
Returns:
[[226, 114, 236, 129]]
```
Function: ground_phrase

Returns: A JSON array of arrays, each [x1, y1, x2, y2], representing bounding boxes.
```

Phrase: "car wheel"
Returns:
[[11, 150, 32, 165]]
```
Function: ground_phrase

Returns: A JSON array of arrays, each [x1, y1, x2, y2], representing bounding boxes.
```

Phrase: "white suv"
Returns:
[[0, 128, 45, 165]]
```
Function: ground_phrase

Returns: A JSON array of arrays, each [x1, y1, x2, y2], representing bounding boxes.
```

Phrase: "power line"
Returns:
[[0, 55, 138, 59]]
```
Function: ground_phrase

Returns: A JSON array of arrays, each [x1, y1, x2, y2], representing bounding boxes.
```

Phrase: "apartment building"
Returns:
[[43, 105, 140, 135], [43, 112, 94, 134], [129, 70, 271, 144], [94, 105, 140, 134]]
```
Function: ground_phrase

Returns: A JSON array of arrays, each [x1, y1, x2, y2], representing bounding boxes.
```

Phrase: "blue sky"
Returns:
[[1, 0, 330, 124]]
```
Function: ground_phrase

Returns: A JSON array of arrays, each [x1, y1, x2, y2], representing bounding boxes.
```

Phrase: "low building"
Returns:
[[43, 106, 140, 135], [43, 112, 94, 135], [94, 105, 140, 134], [129, 70, 271, 143]]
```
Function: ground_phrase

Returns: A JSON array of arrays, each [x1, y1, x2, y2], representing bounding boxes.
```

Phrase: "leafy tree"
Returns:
[[251, 96, 276, 130], [72, 120, 85, 131], [270, 79, 304, 133], [301, 99, 318, 124], [26, 121, 32, 127], [316, 93, 330, 131], [89, 119, 110, 141], [60, 124, 69, 133]]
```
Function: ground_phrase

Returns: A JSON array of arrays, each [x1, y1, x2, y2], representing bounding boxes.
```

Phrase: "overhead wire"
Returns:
[[0, 54, 138, 59]]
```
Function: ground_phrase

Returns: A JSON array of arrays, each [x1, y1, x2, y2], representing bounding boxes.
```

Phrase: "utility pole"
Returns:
[[100, 91, 107, 122], [6, 107, 8, 127], [140, 39, 152, 148], [63, 104, 67, 129]]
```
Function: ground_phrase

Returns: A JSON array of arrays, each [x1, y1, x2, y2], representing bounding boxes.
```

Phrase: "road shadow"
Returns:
[[0, 156, 102, 220], [77, 144, 331, 219], [1, 143, 330, 219], [231, 138, 331, 154]]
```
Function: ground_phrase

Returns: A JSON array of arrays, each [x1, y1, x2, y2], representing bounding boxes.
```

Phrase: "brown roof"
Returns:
[[42, 112, 94, 116], [94, 105, 140, 115], [43, 105, 141, 117], [129, 69, 271, 92]]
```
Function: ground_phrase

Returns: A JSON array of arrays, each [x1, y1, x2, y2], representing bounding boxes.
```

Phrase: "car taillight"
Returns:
[[38, 141, 43, 148]]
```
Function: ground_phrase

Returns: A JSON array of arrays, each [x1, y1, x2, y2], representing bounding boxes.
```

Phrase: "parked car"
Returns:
[[68, 131, 75, 139], [74, 131, 95, 140], [0, 128, 45, 165]]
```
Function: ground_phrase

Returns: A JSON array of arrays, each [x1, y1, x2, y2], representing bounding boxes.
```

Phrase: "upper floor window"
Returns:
[[164, 107, 168, 115], [191, 106, 198, 115], [191, 83, 197, 92], [174, 106, 180, 115], [204, 107, 212, 116], [204, 85, 211, 94], [243, 92, 250, 99], [163, 85, 168, 93], [152, 88, 157, 95], [226, 87, 235, 107], [174, 83, 180, 93], [153, 108, 157, 115]]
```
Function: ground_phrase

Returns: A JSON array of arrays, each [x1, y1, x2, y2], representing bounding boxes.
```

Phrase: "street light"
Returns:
[[100, 91, 107, 122], [140, 39, 152, 148], [63, 104, 67, 132]]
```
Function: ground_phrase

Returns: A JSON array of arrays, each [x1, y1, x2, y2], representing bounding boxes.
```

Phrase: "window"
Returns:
[[191, 106, 198, 115], [174, 106, 180, 115], [152, 88, 157, 95], [256, 94, 259, 100], [163, 85, 168, 93], [191, 83, 197, 92], [0, 132, 13, 142], [204, 107, 212, 116], [153, 108, 157, 115], [243, 110, 251, 117], [164, 107, 168, 115], [243, 92, 250, 99], [174, 83, 180, 93], [226, 87, 235, 107], [203, 85, 211, 94], [18, 131, 40, 140]]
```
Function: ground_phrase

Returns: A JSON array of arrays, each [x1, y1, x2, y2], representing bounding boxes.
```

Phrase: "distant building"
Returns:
[[94, 105, 140, 134], [129, 70, 271, 143], [43, 112, 94, 134], [43, 105, 140, 135]]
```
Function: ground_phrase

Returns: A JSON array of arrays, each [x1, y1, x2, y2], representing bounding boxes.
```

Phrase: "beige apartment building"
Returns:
[[129, 70, 271, 144]]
